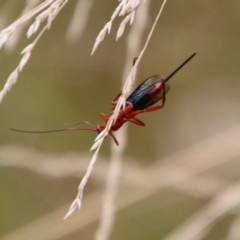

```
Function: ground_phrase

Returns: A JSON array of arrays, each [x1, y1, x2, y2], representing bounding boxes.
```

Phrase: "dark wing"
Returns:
[[126, 75, 164, 111]]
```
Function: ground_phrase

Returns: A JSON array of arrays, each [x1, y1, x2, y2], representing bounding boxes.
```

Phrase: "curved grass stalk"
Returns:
[[65, 0, 168, 220]]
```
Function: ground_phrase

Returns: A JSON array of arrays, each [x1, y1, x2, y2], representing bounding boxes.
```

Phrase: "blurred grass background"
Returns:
[[1, 1, 240, 239]]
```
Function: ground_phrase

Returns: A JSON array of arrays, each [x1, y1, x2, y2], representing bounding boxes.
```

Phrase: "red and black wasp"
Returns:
[[11, 53, 196, 145]]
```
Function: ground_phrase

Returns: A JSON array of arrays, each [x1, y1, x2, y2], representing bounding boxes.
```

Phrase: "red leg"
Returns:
[[111, 91, 122, 105], [127, 117, 145, 126], [138, 104, 164, 113], [109, 103, 134, 121], [124, 103, 164, 119], [109, 131, 119, 145], [100, 112, 109, 123]]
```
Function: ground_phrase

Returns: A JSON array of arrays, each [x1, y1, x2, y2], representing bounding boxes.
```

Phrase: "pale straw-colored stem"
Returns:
[[94, 1, 151, 240], [65, 0, 169, 219], [163, 181, 240, 240], [91, 0, 142, 55], [64, 138, 104, 219], [0, 0, 55, 36], [66, 0, 94, 42], [225, 211, 240, 240], [0, 0, 69, 103], [5, 0, 42, 50]]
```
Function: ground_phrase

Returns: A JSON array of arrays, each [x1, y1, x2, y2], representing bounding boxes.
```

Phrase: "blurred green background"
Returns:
[[1, 1, 240, 239]]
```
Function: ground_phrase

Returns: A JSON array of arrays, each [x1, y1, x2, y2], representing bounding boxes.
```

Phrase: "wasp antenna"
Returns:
[[81, 121, 96, 128], [164, 52, 196, 83], [64, 121, 82, 126], [64, 121, 95, 128], [10, 127, 97, 134]]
